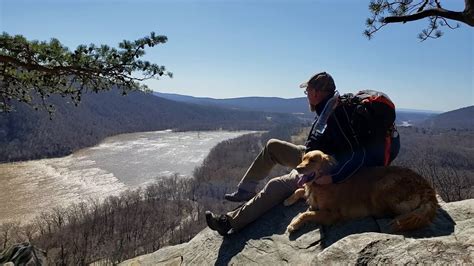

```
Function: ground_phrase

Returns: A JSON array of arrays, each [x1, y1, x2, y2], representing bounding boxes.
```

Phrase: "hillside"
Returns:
[[420, 106, 474, 130], [0, 90, 296, 162]]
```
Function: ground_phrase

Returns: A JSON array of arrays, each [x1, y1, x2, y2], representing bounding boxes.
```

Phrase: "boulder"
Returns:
[[0, 242, 46, 266], [120, 197, 473, 265]]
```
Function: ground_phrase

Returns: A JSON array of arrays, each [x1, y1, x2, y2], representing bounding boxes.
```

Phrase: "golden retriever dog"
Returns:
[[284, 150, 439, 233]]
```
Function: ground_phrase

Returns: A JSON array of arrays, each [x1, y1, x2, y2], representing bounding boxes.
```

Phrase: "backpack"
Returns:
[[340, 90, 398, 166]]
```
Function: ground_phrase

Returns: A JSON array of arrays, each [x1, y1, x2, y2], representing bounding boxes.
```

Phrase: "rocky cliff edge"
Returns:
[[121, 196, 473, 265]]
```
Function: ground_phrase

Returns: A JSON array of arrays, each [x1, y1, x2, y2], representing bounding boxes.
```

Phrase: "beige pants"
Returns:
[[228, 139, 306, 230]]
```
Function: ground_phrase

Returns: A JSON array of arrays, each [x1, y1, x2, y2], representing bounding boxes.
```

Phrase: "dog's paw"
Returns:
[[286, 224, 296, 233], [287, 222, 301, 233]]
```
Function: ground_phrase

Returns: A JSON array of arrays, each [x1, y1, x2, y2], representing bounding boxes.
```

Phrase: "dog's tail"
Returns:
[[390, 190, 439, 232]]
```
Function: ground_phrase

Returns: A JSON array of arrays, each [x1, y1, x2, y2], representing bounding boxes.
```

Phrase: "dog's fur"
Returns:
[[284, 150, 439, 233]]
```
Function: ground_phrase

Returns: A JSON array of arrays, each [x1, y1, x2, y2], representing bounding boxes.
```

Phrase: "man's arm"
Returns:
[[325, 107, 366, 184], [329, 149, 365, 183], [315, 149, 365, 185]]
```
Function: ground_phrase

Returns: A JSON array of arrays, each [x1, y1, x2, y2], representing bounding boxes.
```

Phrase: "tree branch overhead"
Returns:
[[0, 32, 172, 114], [383, 7, 473, 26], [366, 0, 473, 40]]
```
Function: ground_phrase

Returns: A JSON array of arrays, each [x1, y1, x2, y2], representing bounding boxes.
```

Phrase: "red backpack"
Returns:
[[341, 90, 397, 166]]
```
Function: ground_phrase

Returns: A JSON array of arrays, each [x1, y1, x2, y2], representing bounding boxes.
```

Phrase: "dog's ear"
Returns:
[[321, 154, 337, 173]]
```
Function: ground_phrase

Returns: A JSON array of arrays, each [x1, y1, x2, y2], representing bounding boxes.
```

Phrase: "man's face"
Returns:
[[305, 85, 325, 106]]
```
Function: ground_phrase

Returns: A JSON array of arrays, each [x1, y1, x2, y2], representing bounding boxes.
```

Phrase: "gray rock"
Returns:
[[120, 198, 474, 265], [0, 242, 46, 265]]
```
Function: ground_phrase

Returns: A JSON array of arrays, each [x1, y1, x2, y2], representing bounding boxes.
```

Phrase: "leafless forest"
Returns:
[[1, 125, 472, 264], [392, 127, 473, 201]]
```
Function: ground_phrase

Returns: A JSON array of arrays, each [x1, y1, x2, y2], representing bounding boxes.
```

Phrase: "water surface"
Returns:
[[0, 130, 254, 223]]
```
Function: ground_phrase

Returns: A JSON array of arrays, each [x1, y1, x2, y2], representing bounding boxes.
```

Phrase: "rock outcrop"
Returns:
[[121, 197, 473, 265], [0, 242, 46, 265]]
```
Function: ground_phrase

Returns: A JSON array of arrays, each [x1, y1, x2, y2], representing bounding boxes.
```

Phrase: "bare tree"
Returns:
[[18, 224, 38, 243], [0, 222, 15, 250]]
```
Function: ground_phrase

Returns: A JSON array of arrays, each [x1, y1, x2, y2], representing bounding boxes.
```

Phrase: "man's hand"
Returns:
[[314, 175, 332, 185]]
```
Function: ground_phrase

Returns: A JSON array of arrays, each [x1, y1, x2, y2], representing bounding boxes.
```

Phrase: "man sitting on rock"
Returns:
[[205, 71, 400, 235]]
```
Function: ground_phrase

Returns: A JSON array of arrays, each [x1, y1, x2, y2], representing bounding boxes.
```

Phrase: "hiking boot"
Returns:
[[224, 188, 256, 202], [205, 211, 232, 236]]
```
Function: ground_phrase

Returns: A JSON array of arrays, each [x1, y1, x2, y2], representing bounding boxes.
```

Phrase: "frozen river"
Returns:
[[0, 130, 255, 223]]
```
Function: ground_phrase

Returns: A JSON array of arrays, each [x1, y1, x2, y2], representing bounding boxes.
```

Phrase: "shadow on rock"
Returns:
[[320, 217, 381, 249], [321, 206, 456, 249], [118, 198, 471, 265], [214, 202, 456, 264], [378, 207, 456, 238], [215, 201, 312, 266]]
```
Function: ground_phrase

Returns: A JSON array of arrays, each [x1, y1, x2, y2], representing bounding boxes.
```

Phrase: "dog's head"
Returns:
[[296, 150, 336, 179]]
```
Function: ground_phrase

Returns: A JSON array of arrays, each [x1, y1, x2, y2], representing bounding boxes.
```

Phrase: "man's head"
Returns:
[[300, 72, 336, 112]]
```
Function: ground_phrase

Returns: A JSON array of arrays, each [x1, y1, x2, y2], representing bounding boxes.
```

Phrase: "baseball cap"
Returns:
[[299, 72, 336, 92]]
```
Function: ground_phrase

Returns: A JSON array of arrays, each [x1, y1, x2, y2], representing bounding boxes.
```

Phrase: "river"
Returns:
[[0, 130, 255, 224]]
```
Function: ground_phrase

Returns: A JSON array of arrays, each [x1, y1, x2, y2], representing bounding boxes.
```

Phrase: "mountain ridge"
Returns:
[[154, 91, 312, 115], [153, 91, 444, 114], [153, 91, 454, 125], [420, 105, 474, 130]]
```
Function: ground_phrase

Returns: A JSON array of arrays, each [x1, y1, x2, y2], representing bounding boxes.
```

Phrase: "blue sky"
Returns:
[[1, 0, 472, 112]]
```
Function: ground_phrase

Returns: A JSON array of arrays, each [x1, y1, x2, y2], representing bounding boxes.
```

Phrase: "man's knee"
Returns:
[[262, 177, 295, 200], [265, 138, 284, 152]]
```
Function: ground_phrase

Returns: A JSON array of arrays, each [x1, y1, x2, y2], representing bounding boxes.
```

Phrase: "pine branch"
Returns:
[[383, 7, 473, 26], [0, 32, 172, 113]]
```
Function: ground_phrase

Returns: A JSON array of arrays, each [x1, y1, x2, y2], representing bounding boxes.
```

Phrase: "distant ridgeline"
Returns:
[[419, 106, 474, 130], [153, 91, 468, 127], [0, 90, 298, 162], [153, 91, 314, 116]]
